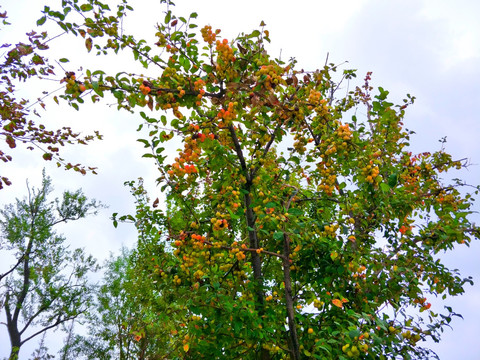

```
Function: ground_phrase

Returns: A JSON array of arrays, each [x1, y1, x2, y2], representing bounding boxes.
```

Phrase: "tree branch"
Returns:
[[20, 311, 85, 346], [0, 254, 24, 282], [228, 124, 249, 183]]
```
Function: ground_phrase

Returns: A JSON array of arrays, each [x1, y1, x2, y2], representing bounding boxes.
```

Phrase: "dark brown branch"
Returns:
[[251, 123, 282, 179], [0, 254, 24, 282], [282, 232, 300, 360], [281, 188, 301, 360], [228, 124, 249, 182], [20, 311, 86, 346]]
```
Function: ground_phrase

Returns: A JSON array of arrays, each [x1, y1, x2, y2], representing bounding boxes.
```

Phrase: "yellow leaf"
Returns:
[[332, 299, 343, 308]]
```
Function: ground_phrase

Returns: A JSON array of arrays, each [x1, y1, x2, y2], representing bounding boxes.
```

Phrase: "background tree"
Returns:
[[0, 5, 102, 190], [0, 170, 100, 360], [43, 1, 479, 359], [30, 332, 54, 360], [68, 184, 185, 360], [65, 249, 142, 360]]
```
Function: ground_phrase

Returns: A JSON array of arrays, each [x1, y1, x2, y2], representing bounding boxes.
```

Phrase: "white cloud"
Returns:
[[417, 0, 480, 70]]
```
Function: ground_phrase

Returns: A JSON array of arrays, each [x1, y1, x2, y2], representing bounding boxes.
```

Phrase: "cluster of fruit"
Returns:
[[193, 79, 206, 106], [211, 217, 228, 231], [200, 25, 219, 45], [216, 101, 237, 126], [342, 342, 369, 358], [255, 64, 286, 90], [361, 162, 380, 184], [215, 38, 237, 80]]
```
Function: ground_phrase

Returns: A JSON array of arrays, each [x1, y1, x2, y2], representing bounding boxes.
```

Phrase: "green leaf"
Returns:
[[388, 173, 398, 187], [165, 10, 172, 24], [348, 329, 361, 339], [113, 90, 124, 100], [80, 4, 93, 12], [380, 183, 390, 193], [227, 208, 240, 220], [290, 156, 300, 165], [92, 82, 103, 97], [265, 202, 277, 208], [58, 21, 68, 32], [273, 231, 284, 240], [287, 208, 303, 216], [137, 139, 150, 148], [179, 55, 191, 72], [376, 86, 389, 100], [59, 58, 70, 63], [37, 16, 47, 26], [249, 30, 261, 38]]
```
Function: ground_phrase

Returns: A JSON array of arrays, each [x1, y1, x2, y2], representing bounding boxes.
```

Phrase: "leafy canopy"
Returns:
[[40, 1, 480, 359]]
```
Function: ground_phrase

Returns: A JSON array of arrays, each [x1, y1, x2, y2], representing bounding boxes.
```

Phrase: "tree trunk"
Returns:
[[229, 123, 270, 359], [5, 287, 22, 360], [6, 213, 35, 360], [244, 190, 271, 360], [7, 322, 21, 360], [282, 233, 301, 360]]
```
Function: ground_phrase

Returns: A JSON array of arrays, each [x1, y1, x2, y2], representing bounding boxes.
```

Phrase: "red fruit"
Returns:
[[140, 85, 151, 95]]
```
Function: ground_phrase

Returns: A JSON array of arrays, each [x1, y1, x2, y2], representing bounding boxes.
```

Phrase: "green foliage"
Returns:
[[64, 249, 144, 359], [0, 170, 100, 360], [42, 1, 480, 359]]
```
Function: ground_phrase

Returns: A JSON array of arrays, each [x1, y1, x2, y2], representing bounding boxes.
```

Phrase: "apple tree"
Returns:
[[43, 1, 479, 359]]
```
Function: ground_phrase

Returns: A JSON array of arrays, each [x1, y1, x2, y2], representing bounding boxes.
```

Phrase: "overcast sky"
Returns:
[[1, 0, 480, 359]]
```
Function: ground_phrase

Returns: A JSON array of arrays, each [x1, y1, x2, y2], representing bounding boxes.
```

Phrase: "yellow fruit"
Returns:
[[360, 344, 368, 352], [308, 328, 314, 334]]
